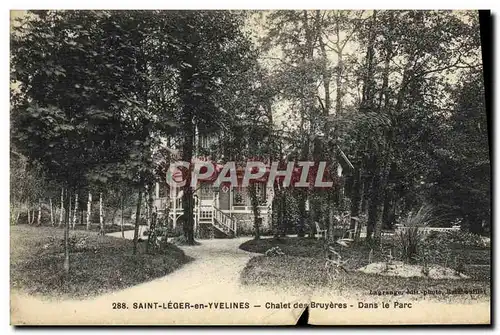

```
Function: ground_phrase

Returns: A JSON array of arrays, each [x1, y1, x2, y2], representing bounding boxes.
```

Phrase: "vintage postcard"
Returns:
[[10, 9, 491, 325]]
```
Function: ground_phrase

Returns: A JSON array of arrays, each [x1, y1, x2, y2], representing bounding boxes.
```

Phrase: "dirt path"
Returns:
[[106, 230, 261, 292]]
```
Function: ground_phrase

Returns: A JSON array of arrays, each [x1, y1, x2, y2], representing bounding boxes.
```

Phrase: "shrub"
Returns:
[[170, 235, 201, 246], [454, 256, 465, 276], [425, 230, 489, 249], [444, 230, 489, 248], [265, 246, 285, 257], [396, 205, 433, 263], [59, 235, 97, 253]]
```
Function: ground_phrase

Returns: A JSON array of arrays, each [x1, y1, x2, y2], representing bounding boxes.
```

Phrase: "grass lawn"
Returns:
[[239, 236, 490, 301], [10, 225, 192, 299]]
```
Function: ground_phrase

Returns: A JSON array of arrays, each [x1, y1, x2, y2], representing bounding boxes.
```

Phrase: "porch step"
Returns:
[[212, 218, 234, 237]]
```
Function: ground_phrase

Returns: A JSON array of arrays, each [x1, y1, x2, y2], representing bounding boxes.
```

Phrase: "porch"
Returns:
[[153, 182, 273, 238]]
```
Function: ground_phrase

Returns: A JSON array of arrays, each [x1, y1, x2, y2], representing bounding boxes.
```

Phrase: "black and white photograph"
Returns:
[[9, 9, 491, 325]]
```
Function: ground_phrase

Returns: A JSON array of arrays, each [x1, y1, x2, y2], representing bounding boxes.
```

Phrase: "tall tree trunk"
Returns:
[[366, 157, 382, 241], [350, 167, 362, 229], [309, 194, 321, 239], [280, 189, 287, 237], [318, 34, 342, 237], [37, 198, 42, 226], [86, 192, 92, 230], [180, 53, 196, 245], [327, 194, 335, 241], [133, 190, 143, 255], [336, 50, 344, 116], [49, 198, 54, 226], [121, 195, 125, 239], [146, 211, 158, 254], [58, 188, 64, 227], [360, 177, 370, 213], [27, 202, 30, 225], [294, 11, 318, 239], [297, 190, 307, 237], [381, 163, 396, 230], [355, 12, 378, 219], [68, 195, 72, 228], [72, 193, 78, 229], [319, 36, 331, 115], [99, 192, 104, 235], [181, 188, 195, 244], [162, 190, 171, 246], [296, 139, 310, 238], [381, 190, 393, 230], [349, 9, 376, 226], [145, 190, 150, 227], [146, 186, 153, 228], [272, 187, 281, 239], [111, 208, 119, 225], [63, 189, 71, 275], [248, 183, 261, 240], [360, 10, 377, 113], [377, 14, 394, 112], [374, 160, 392, 240], [361, 151, 375, 214], [468, 213, 483, 235]]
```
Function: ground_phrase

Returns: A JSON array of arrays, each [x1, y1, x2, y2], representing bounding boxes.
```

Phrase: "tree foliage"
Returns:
[[10, 10, 489, 266]]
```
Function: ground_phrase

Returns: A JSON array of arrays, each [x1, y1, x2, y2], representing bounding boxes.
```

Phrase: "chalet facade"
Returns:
[[154, 179, 273, 238], [153, 128, 353, 238]]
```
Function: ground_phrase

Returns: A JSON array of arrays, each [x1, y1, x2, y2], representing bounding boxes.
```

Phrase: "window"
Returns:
[[255, 182, 267, 206], [232, 183, 267, 207], [200, 135, 209, 150], [158, 182, 167, 198], [200, 183, 213, 200], [233, 187, 246, 206]]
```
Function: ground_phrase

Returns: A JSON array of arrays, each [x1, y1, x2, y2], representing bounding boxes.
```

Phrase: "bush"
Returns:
[[425, 230, 489, 249], [396, 205, 433, 263], [143, 227, 167, 237], [170, 235, 201, 246], [265, 246, 285, 257], [58, 235, 97, 253]]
